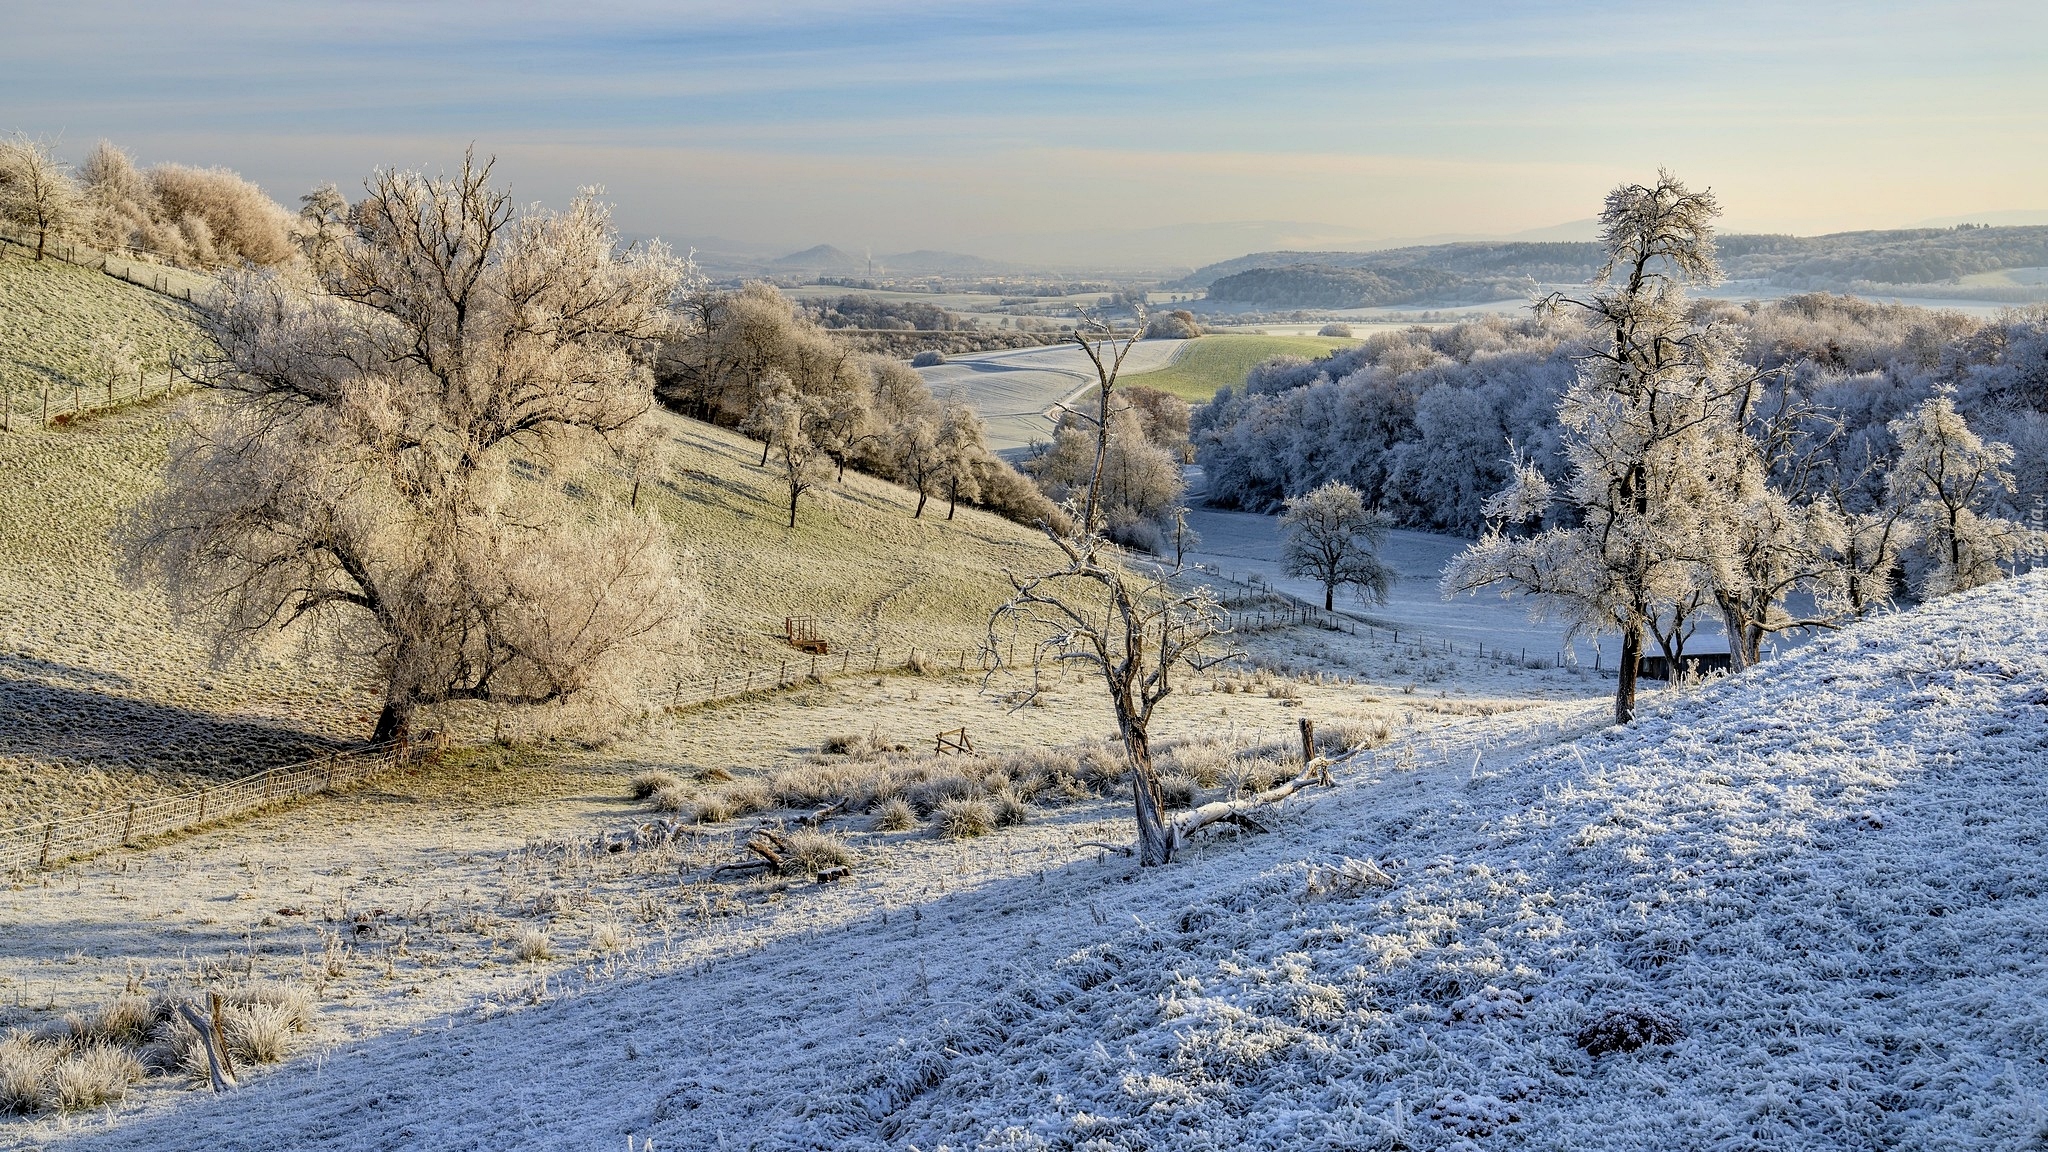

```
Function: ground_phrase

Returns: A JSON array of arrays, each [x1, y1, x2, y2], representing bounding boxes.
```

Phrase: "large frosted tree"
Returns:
[[124, 155, 697, 742], [1444, 171, 1744, 723]]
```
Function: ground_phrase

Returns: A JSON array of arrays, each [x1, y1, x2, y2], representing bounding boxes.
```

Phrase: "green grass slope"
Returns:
[[0, 257, 1069, 823], [1122, 333, 1356, 402], [0, 251, 206, 405]]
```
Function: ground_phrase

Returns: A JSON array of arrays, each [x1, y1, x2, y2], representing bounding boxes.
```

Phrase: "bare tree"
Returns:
[[0, 135, 81, 260], [990, 315, 1328, 866], [1279, 481, 1395, 611], [122, 154, 696, 743]]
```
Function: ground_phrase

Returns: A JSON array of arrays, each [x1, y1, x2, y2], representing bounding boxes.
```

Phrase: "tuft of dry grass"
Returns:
[[591, 922, 626, 953], [630, 770, 683, 800], [1158, 773, 1199, 810], [780, 829, 854, 874], [65, 995, 154, 1050], [932, 796, 995, 839], [513, 927, 554, 963], [990, 791, 1030, 827], [870, 797, 918, 831], [649, 783, 693, 814], [695, 765, 735, 784], [0, 1030, 55, 1115], [48, 1044, 144, 1112], [222, 1002, 296, 1065]]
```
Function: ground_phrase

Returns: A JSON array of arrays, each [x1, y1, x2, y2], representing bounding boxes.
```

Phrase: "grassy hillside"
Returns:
[[0, 251, 207, 405], [1122, 333, 1355, 402]]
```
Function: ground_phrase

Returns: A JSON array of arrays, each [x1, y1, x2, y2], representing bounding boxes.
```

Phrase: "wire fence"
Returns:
[[0, 743, 401, 874], [2, 364, 188, 432], [0, 227, 216, 304]]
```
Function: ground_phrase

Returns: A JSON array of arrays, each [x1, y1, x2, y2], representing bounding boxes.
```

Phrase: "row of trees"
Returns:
[[659, 282, 1058, 529], [0, 135, 295, 268], [1442, 172, 2045, 723]]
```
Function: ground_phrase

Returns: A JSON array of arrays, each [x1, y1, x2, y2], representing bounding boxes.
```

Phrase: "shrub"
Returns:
[[592, 922, 626, 953], [630, 770, 684, 800], [1158, 774, 1199, 809], [871, 797, 918, 832], [513, 928, 554, 963], [48, 1044, 143, 1112], [932, 797, 995, 839], [0, 1031, 55, 1115], [781, 829, 854, 874], [911, 350, 945, 367], [1318, 322, 1353, 337], [1144, 310, 1202, 339]]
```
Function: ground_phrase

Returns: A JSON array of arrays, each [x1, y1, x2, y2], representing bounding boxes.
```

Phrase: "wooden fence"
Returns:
[[0, 744, 400, 874]]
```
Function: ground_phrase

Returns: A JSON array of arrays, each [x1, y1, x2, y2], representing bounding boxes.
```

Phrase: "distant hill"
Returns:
[[880, 250, 1014, 275], [1179, 225, 2048, 306], [770, 244, 864, 273]]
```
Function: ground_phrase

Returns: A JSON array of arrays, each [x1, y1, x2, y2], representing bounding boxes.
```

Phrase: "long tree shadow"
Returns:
[[0, 667, 348, 781]]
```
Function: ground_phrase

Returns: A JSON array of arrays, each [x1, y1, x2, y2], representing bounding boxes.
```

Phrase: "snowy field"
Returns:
[[19, 574, 2048, 1149], [1180, 467, 1714, 669], [916, 340, 1186, 456]]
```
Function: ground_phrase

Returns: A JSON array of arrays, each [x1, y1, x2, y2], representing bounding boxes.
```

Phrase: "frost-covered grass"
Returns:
[[0, 253, 207, 404], [32, 574, 2040, 1151]]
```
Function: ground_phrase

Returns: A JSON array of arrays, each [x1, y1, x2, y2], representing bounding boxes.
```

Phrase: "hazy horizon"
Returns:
[[7, 0, 2046, 269]]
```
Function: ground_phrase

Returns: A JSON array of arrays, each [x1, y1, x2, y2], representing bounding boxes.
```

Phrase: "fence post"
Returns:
[[40, 821, 54, 866], [779, 660, 787, 686], [122, 803, 136, 846], [198, 790, 206, 824]]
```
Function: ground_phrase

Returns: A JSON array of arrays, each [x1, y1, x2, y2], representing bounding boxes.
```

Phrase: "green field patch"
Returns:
[[1121, 334, 1356, 402]]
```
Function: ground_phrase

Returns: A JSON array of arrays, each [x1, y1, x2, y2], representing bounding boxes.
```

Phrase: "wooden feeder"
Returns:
[[784, 616, 830, 655]]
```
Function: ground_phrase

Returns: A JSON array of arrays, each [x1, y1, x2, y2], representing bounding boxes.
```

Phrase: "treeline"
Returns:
[[658, 283, 1061, 527], [0, 136, 295, 268], [806, 294, 957, 331], [1195, 293, 2048, 574], [1205, 264, 1514, 309]]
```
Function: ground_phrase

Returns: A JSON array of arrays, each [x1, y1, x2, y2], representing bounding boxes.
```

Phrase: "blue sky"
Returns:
[[6, 0, 2045, 266]]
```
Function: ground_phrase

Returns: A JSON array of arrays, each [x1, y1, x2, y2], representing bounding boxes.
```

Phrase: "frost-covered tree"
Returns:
[[1886, 388, 2036, 596], [1445, 171, 1740, 723], [892, 413, 944, 518], [763, 380, 832, 528], [1278, 481, 1395, 610], [937, 398, 987, 520], [122, 154, 697, 743], [0, 135, 80, 260]]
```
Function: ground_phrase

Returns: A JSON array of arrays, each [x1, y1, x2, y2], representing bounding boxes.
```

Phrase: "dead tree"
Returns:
[[989, 312, 1331, 865]]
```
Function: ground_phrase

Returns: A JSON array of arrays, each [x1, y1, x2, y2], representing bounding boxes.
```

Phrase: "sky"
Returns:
[[5, 0, 2046, 268]]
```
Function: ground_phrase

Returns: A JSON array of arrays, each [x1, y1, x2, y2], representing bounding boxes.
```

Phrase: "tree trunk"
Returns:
[[1615, 625, 1642, 724], [946, 479, 958, 520], [914, 489, 927, 518], [1719, 601, 1752, 673], [370, 696, 413, 744], [1122, 723, 1173, 866], [1324, 585, 1334, 611], [788, 484, 799, 528], [35, 229, 47, 261], [759, 437, 771, 467]]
